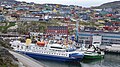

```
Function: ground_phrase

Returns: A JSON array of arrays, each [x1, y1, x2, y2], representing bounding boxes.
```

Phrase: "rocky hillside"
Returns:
[[99, 1, 120, 9], [0, 38, 12, 49], [0, 47, 18, 67], [0, 38, 19, 67]]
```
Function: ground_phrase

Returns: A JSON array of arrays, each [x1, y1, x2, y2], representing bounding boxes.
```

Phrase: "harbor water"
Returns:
[[36, 54, 120, 67]]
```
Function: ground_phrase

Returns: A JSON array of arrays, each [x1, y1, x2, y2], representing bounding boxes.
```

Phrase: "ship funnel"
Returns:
[[25, 39, 31, 46]]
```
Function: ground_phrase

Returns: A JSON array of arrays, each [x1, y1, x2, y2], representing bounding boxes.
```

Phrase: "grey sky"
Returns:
[[16, 0, 119, 7]]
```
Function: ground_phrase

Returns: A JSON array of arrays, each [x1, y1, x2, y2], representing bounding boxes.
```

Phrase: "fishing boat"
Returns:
[[75, 18, 104, 59], [83, 46, 104, 59], [77, 35, 105, 59], [84, 52, 104, 59], [10, 39, 84, 62]]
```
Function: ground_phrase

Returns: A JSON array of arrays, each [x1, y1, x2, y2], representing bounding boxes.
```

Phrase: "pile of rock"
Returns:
[[0, 38, 12, 49], [0, 38, 19, 67], [0, 47, 18, 67]]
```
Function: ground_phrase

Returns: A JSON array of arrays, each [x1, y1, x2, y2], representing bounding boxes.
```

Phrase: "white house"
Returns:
[[20, 17, 43, 21]]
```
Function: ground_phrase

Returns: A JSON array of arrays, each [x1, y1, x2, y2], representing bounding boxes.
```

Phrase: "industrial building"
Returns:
[[77, 31, 120, 46]]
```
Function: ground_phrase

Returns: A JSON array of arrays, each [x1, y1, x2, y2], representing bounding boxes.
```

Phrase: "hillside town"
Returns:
[[0, 0, 120, 34], [0, 0, 120, 67]]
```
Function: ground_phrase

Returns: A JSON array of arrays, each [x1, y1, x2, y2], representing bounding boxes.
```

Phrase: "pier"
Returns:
[[100, 45, 120, 54], [105, 45, 120, 53]]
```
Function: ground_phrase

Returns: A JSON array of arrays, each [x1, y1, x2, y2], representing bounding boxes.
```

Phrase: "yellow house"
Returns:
[[98, 20, 105, 23], [53, 8, 57, 13]]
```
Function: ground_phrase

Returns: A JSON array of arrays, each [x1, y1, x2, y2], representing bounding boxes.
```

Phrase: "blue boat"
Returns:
[[10, 40, 84, 62]]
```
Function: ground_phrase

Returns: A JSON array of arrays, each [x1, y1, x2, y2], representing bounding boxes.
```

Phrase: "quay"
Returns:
[[9, 51, 46, 67], [99, 45, 120, 54], [105, 45, 120, 53]]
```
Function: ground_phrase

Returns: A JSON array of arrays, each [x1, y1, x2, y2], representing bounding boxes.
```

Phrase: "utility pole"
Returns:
[[76, 20, 79, 42]]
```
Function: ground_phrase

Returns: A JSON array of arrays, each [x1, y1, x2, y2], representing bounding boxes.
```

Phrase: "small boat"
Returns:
[[83, 50, 104, 59], [10, 40, 84, 62], [80, 45, 104, 59], [78, 35, 104, 59]]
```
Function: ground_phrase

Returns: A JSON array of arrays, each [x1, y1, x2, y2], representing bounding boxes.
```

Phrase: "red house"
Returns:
[[46, 26, 68, 35]]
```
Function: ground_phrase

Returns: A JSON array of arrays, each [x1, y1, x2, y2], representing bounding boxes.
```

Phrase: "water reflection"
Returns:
[[37, 59, 81, 67], [81, 54, 120, 67], [81, 58, 103, 63], [35, 54, 120, 67]]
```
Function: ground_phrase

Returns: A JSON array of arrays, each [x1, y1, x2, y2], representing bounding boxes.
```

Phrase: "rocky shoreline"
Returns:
[[0, 38, 21, 67], [0, 47, 18, 67], [0, 38, 46, 67]]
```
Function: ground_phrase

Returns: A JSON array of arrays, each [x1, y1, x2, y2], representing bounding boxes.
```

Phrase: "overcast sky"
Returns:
[[16, 0, 119, 7]]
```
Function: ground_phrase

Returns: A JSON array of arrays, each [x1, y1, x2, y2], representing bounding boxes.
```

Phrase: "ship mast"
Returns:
[[64, 17, 70, 45], [67, 21, 68, 45]]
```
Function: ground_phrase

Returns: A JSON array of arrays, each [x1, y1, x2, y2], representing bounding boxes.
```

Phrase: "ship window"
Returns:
[[21, 46, 23, 49], [51, 46, 63, 49], [93, 42, 100, 44], [17, 45, 19, 48]]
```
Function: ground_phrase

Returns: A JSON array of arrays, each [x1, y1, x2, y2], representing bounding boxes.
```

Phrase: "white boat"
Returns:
[[10, 40, 84, 62]]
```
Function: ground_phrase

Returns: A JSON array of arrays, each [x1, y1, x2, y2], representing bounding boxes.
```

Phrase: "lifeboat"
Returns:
[[37, 41, 45, 46]]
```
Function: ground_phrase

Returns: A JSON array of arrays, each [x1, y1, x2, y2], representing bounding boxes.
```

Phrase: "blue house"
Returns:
[[0, 15, 5, 22]]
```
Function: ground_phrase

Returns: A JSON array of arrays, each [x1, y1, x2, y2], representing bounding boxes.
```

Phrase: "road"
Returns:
[[9, 51, 46, 67]]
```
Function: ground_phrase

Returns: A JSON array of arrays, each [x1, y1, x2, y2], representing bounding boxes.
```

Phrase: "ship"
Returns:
[[77, 35, 105, 59], [10, 39, 84, 62], [82, 46, 104, 59]]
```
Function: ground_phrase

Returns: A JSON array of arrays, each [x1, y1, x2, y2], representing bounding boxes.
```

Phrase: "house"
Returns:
[[19, 17, 43, 21], [16, 6, 29, 10], [0, 15, 6, 22], [5, 15, 17, 22], [0, 6, 4, 11], [46, 26, 68, 35], [30, 32, 43, 36]]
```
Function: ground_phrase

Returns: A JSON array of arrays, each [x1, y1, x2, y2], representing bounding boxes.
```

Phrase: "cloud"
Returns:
[[16, 0, 119, 7]]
